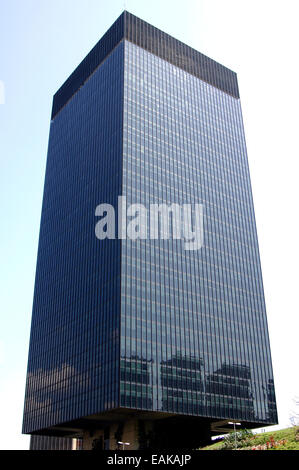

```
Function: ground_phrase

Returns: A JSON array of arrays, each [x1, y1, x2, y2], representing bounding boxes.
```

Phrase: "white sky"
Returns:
[[0, 0, 298, 449]]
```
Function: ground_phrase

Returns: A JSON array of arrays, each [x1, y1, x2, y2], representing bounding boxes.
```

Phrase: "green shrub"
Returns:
[[220, 429, 253, 450]]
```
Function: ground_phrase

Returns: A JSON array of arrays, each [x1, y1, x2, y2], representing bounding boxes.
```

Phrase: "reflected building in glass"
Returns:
[[23, 11, 277, 449]]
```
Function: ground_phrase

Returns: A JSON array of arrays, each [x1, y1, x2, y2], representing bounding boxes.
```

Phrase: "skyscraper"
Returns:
[[23, 11, 277, 449]]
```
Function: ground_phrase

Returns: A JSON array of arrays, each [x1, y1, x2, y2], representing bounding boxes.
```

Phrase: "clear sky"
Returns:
[[1, 0, 298, 450]]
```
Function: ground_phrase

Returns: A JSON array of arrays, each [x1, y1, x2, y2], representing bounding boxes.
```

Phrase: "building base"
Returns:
[[82, 415, 212, 450], [28, 408, 276, 451]]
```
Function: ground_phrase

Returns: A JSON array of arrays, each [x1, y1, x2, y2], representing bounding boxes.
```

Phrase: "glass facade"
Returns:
[[23, 42, 124, 434], [23, 12, 277, 438], [120, 41, 277, 424]]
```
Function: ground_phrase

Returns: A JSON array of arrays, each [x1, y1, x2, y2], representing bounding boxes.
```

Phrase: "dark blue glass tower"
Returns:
[[23, 11, 277, 449]]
